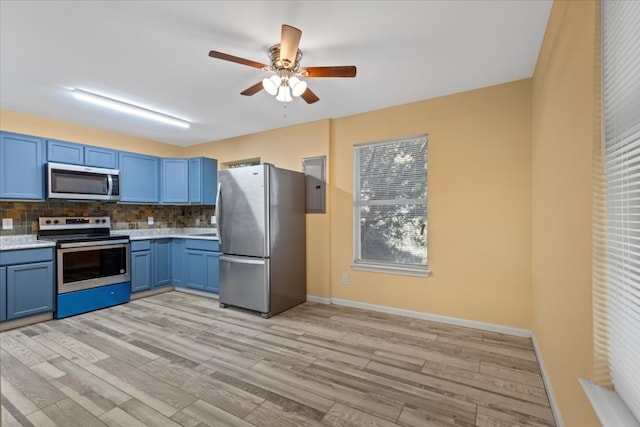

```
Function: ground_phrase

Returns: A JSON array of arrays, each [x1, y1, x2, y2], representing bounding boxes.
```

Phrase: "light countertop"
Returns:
[[1, 228, 218, 251], [112, 228, 218, 241], [0, 235, 56, 251]]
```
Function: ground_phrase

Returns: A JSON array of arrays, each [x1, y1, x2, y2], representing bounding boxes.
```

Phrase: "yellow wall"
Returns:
[[184, 82, 534, 329], [0, 109, 182, 157], [330, 80, 533, 328], [183, 120, 332, 299], [531, 1, 598, 426]]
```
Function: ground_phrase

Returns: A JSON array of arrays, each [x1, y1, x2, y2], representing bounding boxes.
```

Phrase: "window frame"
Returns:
[[352, 134, 430, 277]]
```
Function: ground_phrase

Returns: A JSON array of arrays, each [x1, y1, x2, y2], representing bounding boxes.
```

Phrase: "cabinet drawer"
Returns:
[[0, 248, 54, 266], [131, 240, 152, 251], [185, 239, 219, 252], [56, 282, 130, 319]]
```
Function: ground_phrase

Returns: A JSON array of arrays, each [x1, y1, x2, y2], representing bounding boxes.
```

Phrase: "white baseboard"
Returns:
[[532, 335, 564, 427], [306, 295, 331, 304], [174, 287, 219, 300], [328, 297, 533, 337]]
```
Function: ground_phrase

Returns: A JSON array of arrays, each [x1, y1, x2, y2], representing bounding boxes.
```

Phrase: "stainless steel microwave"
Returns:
[[47, 162, 121, 201]]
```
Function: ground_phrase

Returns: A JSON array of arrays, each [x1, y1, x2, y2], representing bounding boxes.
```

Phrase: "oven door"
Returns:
[[57, 240, 130, 293]]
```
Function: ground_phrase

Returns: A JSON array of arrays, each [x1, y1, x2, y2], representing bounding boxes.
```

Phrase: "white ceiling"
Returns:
[[0, 1, 552, 147]]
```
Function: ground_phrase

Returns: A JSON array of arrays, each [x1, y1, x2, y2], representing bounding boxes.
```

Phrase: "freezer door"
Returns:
[[218, 165, 269, 258], [219, 255, 269, 314]]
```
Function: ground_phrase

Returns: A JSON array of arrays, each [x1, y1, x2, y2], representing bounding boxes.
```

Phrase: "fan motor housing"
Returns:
[[268, 44, 303, 72]]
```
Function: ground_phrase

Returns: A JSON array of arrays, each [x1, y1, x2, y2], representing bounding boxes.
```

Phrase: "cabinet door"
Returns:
[[6, 262, 54, 320], [161, 158, 189, 204], [47, 139, 84, 165], [154, 239, 172, 287], [85, 146, 118, 169], [205, 252, 220, 293], [171, 239, 185, 287], [0, 267, 6, 321], [189, 157, 218, 205], [0, 132, 45, 200], [185, 250, 206, 290], [119, 152, 159, 203], [131, 251, 152, 292]]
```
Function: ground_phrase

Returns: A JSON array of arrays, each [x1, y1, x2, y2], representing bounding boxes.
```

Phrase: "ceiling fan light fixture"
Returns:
[[262, 75, 281, 95], [275, 85, 292, 103], [288, 76, 308, 97], [71, 89, 190, 128]]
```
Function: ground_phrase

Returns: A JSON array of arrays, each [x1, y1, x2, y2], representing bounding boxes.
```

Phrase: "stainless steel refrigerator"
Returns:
[[216, 164, 306, 318]]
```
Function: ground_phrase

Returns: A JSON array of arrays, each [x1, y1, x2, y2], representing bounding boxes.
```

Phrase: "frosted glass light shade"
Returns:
[[275, 85, 292, 102], [289, 76, 308, 97], [262, 75, 281, 95]]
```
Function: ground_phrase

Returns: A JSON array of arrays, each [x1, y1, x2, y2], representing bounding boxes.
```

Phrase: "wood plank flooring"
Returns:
[[0, 292, 556, 426]]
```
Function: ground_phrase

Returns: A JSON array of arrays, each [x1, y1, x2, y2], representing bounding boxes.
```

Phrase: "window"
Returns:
[[586, 1, 640, 425], [353, 135, 428, 276]]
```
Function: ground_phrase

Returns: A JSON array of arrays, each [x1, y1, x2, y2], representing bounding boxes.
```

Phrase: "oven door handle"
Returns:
[[58, 239, 130, 249]]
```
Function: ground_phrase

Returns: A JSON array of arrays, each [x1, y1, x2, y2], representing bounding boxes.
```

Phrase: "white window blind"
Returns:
[[601, 0, 640, 422], [353, 135, 428, 275]]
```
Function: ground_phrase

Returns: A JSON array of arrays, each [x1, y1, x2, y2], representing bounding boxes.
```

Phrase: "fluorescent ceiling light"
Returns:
[[72, 89, 190, 129]]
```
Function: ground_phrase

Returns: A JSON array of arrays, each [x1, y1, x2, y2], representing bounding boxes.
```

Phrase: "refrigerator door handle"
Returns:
[[220, 255, 266, 265], [215, 181, 222, 242]]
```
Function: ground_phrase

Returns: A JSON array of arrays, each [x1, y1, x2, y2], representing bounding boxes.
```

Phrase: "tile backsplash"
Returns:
[[0, 201, 215, 235]]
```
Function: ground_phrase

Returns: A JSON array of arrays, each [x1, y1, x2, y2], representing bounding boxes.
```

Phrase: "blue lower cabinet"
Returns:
[[154, 239, 172, 287], [206, 252, 220, 293], [6, 261, 54, 320], [0, 267, 6, 321], [185, 249, 219, 293], [131, 250, 152, 292], [171, 239, 185, 287], [185, 250, 207, 290], [56, 282, 130, 319]]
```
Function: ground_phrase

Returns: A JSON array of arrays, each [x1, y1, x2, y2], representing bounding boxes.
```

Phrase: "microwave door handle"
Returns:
[[107, 174, 113, 196]]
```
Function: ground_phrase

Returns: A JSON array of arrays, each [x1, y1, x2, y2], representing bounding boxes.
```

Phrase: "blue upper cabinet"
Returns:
[[119, 152, 160, 203], [161, 158, 189, 204], [47, 139, 84, 165], [84, 146, 118, 169], [189, 157, 218, 205], [48, 139, 118, 169], [0, 132, 45, 200]]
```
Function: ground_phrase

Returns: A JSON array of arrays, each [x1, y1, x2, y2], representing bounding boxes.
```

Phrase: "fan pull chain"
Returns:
[[283, 104, 287, 119]]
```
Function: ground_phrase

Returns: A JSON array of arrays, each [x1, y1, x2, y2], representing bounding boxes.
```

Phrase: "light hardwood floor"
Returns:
[[1, 292, 556, 426]]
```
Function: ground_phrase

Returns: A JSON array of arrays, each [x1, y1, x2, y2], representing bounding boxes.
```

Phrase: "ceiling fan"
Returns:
[[208, 24, 357, 104]]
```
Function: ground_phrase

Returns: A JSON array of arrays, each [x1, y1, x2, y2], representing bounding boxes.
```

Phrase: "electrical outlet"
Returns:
[[341, 274, 349, 285], [2, 218, 13, 230], [211, 215, 217, 224], [147, 217, 154, 225]]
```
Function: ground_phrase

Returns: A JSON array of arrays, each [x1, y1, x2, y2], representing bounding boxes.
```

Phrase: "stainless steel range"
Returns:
[[38, 216, 131, 318]]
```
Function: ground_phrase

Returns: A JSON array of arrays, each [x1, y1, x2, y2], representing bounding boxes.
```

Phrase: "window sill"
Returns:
[[580, 378, 640, 427], [351, 263, 431, 277]]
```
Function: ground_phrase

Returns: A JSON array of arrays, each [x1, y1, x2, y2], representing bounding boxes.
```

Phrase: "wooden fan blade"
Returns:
[[301, 66, 357, 78], [240, 81, 264, 96], [209, 50, 269, 70], [300, 87, 320, 104], [280, 24, 302, 67]]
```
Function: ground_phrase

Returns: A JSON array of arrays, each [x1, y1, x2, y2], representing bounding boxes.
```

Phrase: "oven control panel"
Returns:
[[39, 216, 111, 229]]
